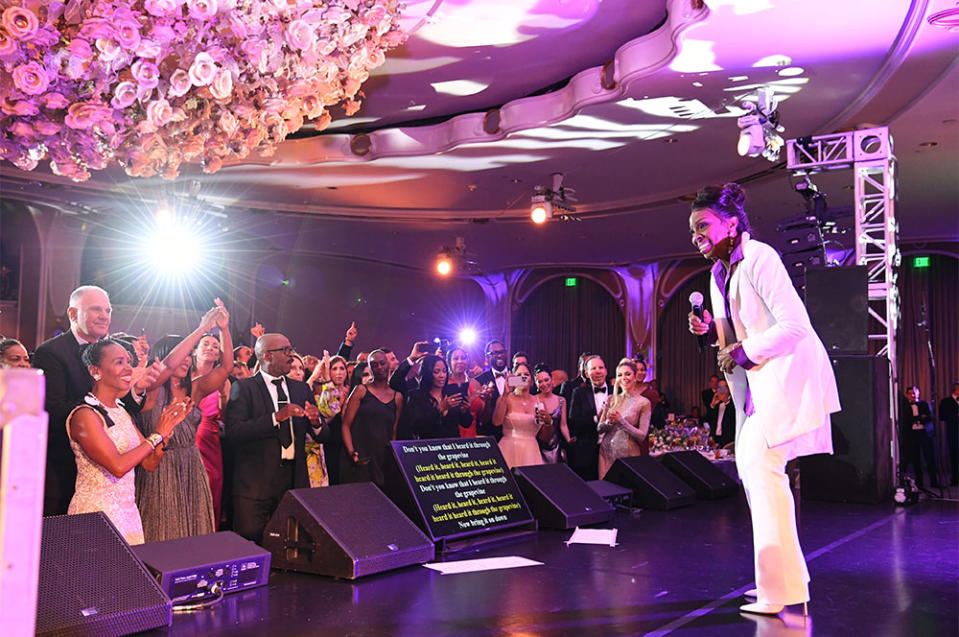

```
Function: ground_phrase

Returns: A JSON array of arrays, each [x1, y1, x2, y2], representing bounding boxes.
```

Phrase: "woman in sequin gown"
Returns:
[[598, 359, 652, 479], [67, 339, 191, 545]]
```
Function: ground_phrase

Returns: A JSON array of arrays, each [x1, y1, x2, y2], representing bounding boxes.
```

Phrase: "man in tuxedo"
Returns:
[[33, 285, 158, 515], [567, 355, 612, 481], [225, 332, 322, 543], [899, 385, 938, 489], [559, 352, 592, 412], [474, 339, 510, 439], [702, 374, 719, 409], [705, 379, 736, 448], [939, 382, 959, 487]]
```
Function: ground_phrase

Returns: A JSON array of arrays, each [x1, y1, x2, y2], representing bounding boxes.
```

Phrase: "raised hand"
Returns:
[[344, 321, 358, 346], [408, 341, 431, 362], [250, 322, 265, 339], [133, 360, 165, 393], [200, 305, 221, 331], [213, 298, 230, 330], [134, 334, 150, 366]]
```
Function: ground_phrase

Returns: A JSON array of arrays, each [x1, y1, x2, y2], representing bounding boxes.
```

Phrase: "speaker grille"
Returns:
[[37, 513, 172, 637]]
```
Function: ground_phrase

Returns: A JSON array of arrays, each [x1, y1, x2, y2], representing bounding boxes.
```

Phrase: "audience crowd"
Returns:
[[0, 283, 954, 545]]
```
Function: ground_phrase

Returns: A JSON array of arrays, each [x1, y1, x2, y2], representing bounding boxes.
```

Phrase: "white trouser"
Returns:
[[735, 413, 810, 605]]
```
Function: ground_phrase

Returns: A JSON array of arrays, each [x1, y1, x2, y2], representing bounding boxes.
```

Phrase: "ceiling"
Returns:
[[2, 0, 957, 273]]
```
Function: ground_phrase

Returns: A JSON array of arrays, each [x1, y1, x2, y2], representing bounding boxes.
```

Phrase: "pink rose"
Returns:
[[115, 19, 141, 50], [188, 51, 216, 86], [43, 93, 69, 109], [240, 40, 265, 67], [286, 20, 313, 50], [360, 5, 388, 27], [67, 38, 93, 60], [209, 68, 232, 100], [34, 120, 61, 135], [144, 0, 180, 17], [96, 38, 120, 62], [150, 24, 176, 43], [187, 0, 218, 21], [2, 7, 38, 41], [146, 99, 173, 127], [324, 7, 351, 24], [65, 102, 111, 129], [135, 38, 161, 59], [367, 47, 385, 69], [79, 18, 113, 40], [132, 59, 160, 89], [12, 61, 49, 95], [9, 121, 34, 138], [229, 14, 247, 39], [218, 111, 238, 136], [341, 23, 369, 47], [112, 81, 138, 109], [0, 26, 17, 56], [167, 68, 191, 97]]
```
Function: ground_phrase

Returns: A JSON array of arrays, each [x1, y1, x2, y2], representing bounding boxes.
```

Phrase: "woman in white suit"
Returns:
[[687, 183, 840, 616]]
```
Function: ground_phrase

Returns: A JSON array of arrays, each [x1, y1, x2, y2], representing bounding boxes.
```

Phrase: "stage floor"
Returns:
[[148, 495, 958, 637]]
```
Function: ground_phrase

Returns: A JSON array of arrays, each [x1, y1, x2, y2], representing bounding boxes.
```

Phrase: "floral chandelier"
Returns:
[[0, 0, 406, 181]]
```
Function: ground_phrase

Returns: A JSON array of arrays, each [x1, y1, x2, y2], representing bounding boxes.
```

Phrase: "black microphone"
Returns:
[[689, 291, 706, 352]]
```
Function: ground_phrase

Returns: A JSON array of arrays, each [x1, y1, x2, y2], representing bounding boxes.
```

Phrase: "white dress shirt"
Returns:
[[493, 369, 507, 397], [592, 384, 609, 419], [260, 369, 295, 460]]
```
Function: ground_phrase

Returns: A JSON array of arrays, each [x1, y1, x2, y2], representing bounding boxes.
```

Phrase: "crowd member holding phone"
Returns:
[[397, 352, 464, 439], [446, 347, 481, 437], [475, 340, 510, 439], [492, 363, 544, 468]]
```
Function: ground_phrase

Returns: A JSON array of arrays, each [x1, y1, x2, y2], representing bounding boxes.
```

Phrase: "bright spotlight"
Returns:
[[436, 255, 453, 276], [458, 327, 477, 345], [146, 219, 203, 275], [530, 193, 552, 224], [155, 201, 174, 226]]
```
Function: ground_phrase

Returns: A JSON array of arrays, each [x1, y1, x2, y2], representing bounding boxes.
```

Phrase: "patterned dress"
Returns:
[[598, 392, 652, 479], [135, 385, 215, 542], [67, 398, 145, 545]]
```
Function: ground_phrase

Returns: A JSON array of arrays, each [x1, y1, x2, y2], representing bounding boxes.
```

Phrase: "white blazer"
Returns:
[[709, 233, 840, 452]]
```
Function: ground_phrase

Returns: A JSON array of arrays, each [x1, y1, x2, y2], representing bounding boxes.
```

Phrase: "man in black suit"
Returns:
[[899, 385, 938, 489], [559, 353, 591, 413], [225, 332, 322, 543], [705, 379, 736, 448], [701, 374, 719, 409], [939, 382, 959, 487], [474, 339, 510, 440], [33, 285, 158, 515], [566, 355, 612, 481]]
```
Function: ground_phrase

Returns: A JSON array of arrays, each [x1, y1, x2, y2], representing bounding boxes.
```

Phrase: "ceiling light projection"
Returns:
[[530, 172, 576, 224]]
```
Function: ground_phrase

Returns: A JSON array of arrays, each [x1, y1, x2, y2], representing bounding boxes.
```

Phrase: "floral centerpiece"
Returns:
[[0, 0, 405, 181], [648, 418, 713, 454]]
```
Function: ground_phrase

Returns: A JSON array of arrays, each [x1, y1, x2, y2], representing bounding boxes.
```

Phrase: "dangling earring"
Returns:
[[93, 374, 102, 381]]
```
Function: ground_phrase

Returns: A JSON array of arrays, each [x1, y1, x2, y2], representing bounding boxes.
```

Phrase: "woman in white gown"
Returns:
[[493, 363, 544, 468], [66, 338, 191, 544]]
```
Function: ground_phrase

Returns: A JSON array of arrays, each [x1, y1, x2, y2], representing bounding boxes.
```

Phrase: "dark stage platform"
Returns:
[[146, 496, 958, 636]]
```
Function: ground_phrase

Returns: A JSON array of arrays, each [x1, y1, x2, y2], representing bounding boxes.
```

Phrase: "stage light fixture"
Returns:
[[530, 194, 551, 224], [146, 216, 203, 276], [433, 237, 480, 276], [736, 87, 784, 161], [530, 173, 576, 224], [458, 327, 477, 346], [436, 254, 453, 276]]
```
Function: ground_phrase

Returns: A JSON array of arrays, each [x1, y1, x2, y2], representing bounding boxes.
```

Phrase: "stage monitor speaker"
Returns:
[[661, 451, 738, 499], [603, 456, 696, 510], [800, 355, 892, 503], [36, 513, 172, 637], [262, 483, 434, 579], [804, 266, 868, 354], [512, 464, 614, 529]]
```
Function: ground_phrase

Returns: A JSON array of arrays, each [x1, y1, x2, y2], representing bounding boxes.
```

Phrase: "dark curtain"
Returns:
[[657, 269, 717, 416], [898, 254, 959, 476], [511, 276, 625, 376]]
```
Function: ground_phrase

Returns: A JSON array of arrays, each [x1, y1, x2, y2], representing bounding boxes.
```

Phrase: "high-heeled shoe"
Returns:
[[739, 601, 784, 615]]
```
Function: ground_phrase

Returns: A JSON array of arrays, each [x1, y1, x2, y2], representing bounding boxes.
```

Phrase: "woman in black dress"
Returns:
[[397, 354, 463, 440], [340, 350, 402, 487]]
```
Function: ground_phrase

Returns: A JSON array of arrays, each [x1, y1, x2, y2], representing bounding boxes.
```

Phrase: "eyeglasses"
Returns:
[[487, 349, 507, 356], [266, 346, 294, 355]]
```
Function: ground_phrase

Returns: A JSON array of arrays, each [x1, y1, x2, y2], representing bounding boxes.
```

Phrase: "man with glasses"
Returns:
[[225, 333, 322, 543], [474, 340, 510, 440]]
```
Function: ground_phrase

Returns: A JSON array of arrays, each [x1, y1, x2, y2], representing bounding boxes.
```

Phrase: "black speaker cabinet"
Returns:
[[37, 512, 172, 637], [804, 266, 868, 354], [661, 451, 738, 499], [262, 483, 434, 579], [800, 355, 892, 503], [512, 464, 614, 529], [603, 456, 696, 510]]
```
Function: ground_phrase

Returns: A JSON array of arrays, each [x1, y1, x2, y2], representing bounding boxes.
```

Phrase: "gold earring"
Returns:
[[93, 374, 101, 381]]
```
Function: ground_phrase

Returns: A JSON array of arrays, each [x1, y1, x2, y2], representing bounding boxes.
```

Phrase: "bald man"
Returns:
[[33, 285, 157, 515], [225, 333, 322, 543]]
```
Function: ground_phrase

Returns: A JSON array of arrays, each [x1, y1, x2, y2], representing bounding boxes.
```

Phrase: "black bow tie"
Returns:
[[493, 371, 507, 378], [593, 385, 607, 394]]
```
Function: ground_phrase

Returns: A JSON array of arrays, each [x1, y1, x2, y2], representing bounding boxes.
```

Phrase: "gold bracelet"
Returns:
[[146, 433, 163, 449]]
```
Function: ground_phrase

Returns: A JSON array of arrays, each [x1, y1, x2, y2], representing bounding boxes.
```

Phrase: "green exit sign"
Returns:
[[565, 277, 577, 287], [913, 256, 930, 268]]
